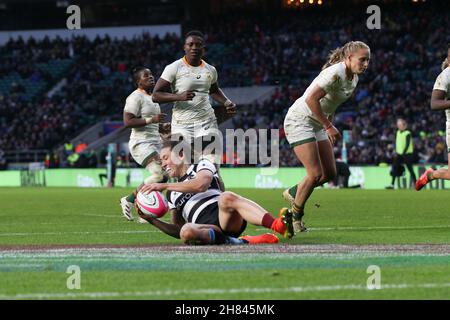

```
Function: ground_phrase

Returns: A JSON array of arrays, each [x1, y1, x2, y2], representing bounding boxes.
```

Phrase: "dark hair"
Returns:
[[162, 137, 183, 151], [131, 66, 149, 87], [162, 135, 195, 163], [185, 30, 204, 41], [162, 135, 191, 152]]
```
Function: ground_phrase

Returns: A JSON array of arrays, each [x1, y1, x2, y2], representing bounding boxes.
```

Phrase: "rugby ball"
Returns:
[[136, 190, 168, 218]]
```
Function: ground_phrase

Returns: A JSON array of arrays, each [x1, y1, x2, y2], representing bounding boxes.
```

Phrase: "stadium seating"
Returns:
[[0, 2, 449, 167]]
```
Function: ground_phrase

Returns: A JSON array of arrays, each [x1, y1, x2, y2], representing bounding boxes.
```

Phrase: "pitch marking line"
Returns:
[[80, 214, 124, 219], [1, 282, 449, 299], [1, 250, 448, 259], [256, 225, 450, 232], [0, 244, 449, 255], [2, 225, 448, 237], [0, 230, 161, 237]]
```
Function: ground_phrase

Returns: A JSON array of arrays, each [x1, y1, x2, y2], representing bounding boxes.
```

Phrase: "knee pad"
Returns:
[[144, 161, 164, 184]]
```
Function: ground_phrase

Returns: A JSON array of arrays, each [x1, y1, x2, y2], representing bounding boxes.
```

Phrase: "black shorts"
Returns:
[[195, 202, 247, 238]]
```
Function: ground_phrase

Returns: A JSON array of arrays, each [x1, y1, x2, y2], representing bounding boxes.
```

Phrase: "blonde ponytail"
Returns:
[[322, 41, 370, 70]]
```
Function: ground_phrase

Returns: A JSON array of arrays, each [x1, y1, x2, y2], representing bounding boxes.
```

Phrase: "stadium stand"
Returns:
[[0, 1, 449, 168]]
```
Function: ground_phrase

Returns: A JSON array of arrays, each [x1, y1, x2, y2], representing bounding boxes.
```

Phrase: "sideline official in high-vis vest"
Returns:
[[387, 118, 417, 188]]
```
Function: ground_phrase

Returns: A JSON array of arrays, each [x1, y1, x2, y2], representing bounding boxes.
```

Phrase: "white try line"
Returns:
[[1, 282, 449, 300], [0, 230, 161, 237], [256, 225, 450, 232], [1, 247, 448, 260], [80, 214, 124, 219]]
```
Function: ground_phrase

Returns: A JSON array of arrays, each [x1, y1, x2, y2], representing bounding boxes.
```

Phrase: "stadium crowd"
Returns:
[[0, 2, 449, 168]]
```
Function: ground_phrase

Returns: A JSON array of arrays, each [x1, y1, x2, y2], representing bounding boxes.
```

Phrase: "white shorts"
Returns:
[[447, 122, 450, 152], [171, 117, 220, 142], [129, 140, 161, 167], [284, 108, 328, 147]]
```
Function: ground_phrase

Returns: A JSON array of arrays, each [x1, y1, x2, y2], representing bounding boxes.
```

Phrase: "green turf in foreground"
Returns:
[[0, 251, 449, 299], [0, 187, 449, 299], [0, 188, 449, 245]]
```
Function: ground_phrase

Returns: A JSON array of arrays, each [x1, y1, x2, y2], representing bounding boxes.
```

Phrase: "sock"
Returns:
[[126, 191, 137, 203], [427, 172, 433, 182], [144, 161, 164, 184], [225, 236, 246, 245], [291, 203, 304, 220], [208, 228, 245, 245], [288, 185, 297, 198], [208, 228, 217, 243], [262, 213, 275, 229]]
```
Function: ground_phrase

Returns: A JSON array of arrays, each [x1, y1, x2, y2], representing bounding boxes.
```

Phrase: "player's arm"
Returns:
[[152, 78, 195, 103], [210, 82, 236, 123], [430, 90, 450, 110], [141, 170, 213, 194], [305, 85, 342, 144], [305, 85, 330, 127], [138, 208, 184, 239], [166, 170, 213, 193], [123, 112, 166, 128]]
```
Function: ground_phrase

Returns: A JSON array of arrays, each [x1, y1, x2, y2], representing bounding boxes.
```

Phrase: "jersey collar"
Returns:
[[182, 56, 205, 68]]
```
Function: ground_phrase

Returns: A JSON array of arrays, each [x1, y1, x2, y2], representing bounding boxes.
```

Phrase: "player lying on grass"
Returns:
[[136, 138, 294, 245], [416, 44, 450, 191]]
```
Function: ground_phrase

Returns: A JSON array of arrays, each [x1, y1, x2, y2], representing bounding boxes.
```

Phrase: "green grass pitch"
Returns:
[[0, 187, 449, 299]]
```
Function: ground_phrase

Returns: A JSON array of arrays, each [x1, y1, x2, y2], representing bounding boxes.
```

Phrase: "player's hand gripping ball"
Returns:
[[136, 191, 169, 218]]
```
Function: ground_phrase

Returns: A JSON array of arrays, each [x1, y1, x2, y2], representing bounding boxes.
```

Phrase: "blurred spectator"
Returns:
[[44, 151, 59, 168], [0, 149, 6, 170], [75, 140, 88, 154], [64, 142, 74, 155], [429, 142, 447, 164], [67, 152, 79, 167]]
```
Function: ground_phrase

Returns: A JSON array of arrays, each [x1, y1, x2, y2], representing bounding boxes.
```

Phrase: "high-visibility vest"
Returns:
[[396, 130, 413, 155]]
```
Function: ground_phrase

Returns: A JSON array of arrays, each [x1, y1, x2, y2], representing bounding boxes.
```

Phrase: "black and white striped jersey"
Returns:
[[167, 159, 222, 223]]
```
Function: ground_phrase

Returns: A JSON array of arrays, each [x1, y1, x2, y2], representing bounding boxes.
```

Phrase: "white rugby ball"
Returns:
[[136, 191, 169, 218]]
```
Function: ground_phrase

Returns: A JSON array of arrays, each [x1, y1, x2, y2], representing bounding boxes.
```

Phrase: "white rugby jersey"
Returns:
[[160, 57, 218, 123], [433, 67, 450, 122], [289, 61, 358, 122], [124, 89, 162, 143], [167, 158, 221, 223]]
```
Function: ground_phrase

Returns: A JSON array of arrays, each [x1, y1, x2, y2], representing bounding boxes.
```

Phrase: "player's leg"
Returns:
[[282, 113, 322, 220], [416, 130, 450, 190], [428, 127, 450, 180], [121, 154, 161, 201], [430, 160, 450, 180], [179, 223, 247, 245], [120, 141, 163, 221], [217, 191, 293, 238], [289, 138, 336, 232], [419, 155, 450, 187], [317, 138, 337, 186], [179, 223, 220, 245], [195, 121, 226, 191], [286, 141, 322, 231]]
